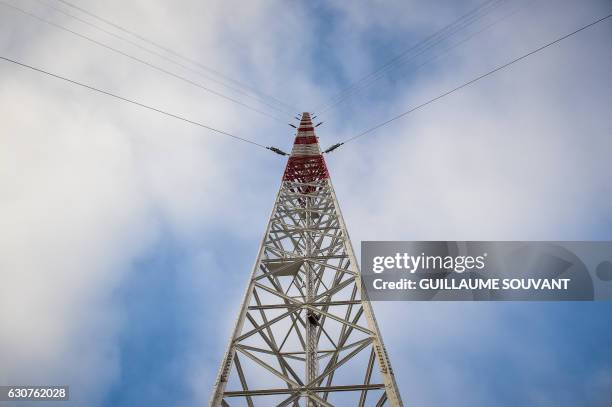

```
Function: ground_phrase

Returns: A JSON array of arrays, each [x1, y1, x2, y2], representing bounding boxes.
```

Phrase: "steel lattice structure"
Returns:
[[210, 113, 403, 407]]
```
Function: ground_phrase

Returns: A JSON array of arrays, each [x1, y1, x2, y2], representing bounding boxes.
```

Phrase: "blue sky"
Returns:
[[1, 0, 612, 406]]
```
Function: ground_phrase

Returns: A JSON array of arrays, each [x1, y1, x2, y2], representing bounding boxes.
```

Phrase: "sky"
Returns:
[[1, 0, 611, 406]]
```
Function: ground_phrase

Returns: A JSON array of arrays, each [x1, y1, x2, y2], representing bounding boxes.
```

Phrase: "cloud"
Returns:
[[330, 0, 612, 241], [1, 0, 611, 406]]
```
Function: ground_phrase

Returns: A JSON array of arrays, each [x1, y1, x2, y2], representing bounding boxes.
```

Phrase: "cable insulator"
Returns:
[[323, 143, 344, 154], [267, 147, 288, 156]]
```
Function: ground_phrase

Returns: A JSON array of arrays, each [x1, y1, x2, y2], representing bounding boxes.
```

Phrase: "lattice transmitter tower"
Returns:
[[210, 113, 403, 406]]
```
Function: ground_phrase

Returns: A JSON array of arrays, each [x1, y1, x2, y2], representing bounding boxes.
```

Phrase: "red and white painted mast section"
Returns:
[[282, 112, 329, 183], [291, 113, 321, 156]]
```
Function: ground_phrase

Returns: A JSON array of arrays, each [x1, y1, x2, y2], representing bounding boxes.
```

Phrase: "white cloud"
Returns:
[[1, 0, 611, 405]]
